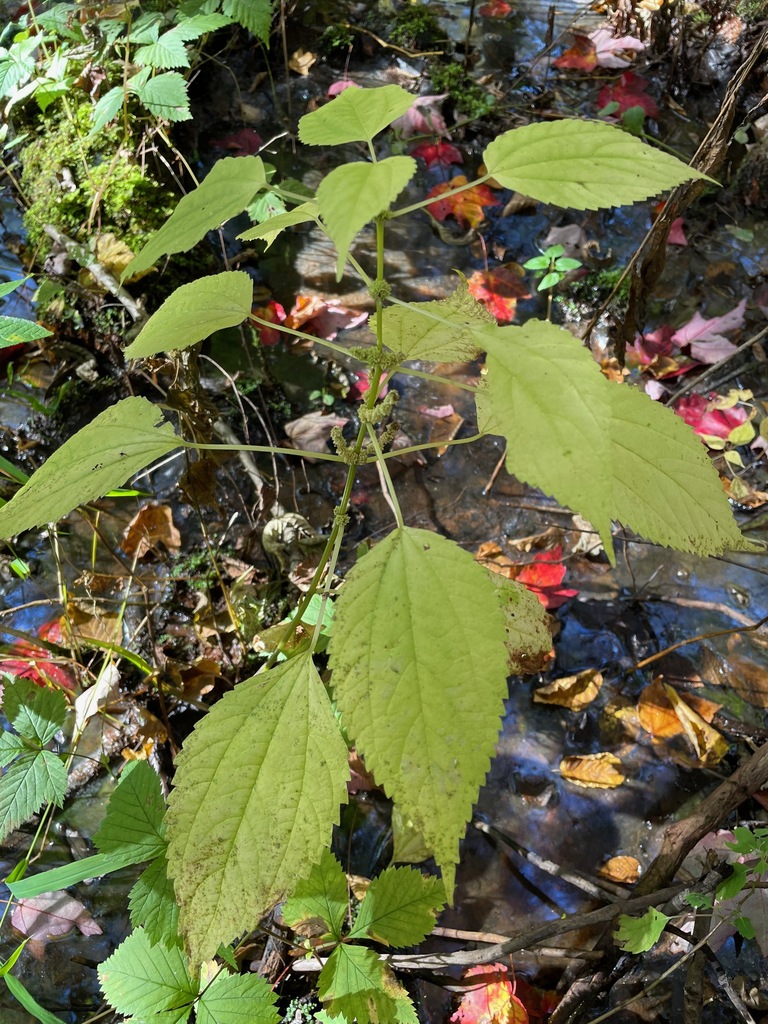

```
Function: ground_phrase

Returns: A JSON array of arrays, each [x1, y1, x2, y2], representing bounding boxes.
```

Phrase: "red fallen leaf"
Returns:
[[284, 295, 367, 340], [209, 128, 263, 155], [675, 393, 749, 440], [597, 72, 659, 118], [327, 80, 361, 96], [671, 298, 746, 364], [553, 34, 598, 71], [252, 299, 286, 346], [668, 217, 688, 246], [392, 95, 449, 137], [451, 963, 529, 1024], [479, 0, 513, 15], [347, 369, 388, 402], [515, 546, 579, 610], [589, 27, 645, 68], [426, 175, 501, 229], [0, 619, 76, 691], [467, 264, 530, 322], [411, 141, 464, 169]]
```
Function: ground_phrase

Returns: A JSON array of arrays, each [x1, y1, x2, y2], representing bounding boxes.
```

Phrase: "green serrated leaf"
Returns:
[[4, 974, 66, 1024], [0, 732, 27, 767], [380, 283, 493, 362], [615, 908, 670, 953], [284, 848, 349, 941], [734, 913, 756, 940], [318, 945, 398, 1024], [299, 85, 414, 146], [716, 861, 749, 901], [134, 71, 192, 121], [135, 27, 191, 69], [124, 272, 253, 358], [475, 320, 749, 561], [221, 0, 274, 43], [0, 751, 66, 842], [328, 527, 509, 894], [3, 677, 67, 745], [482, 120, 713, 210], [349, 865, 444, 946], [487, 575, 552, 675], [685, 892, 714, 910], [125, 157, 267, 279], [196, 972, 280, 1024], [238, 202, 319, 249], [173, 13, 233, 40], [0, 315, 53, 346], [0, 396, 180, 539], [98, 929, 196, 1023], [129, 854, 181, 947], [94, 760, 166, 859], [317, 157, 416, 279], [166, 653, 349, 965]]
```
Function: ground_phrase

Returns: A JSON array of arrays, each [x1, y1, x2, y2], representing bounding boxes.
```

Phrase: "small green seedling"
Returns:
[[524, 244, 583, 291]]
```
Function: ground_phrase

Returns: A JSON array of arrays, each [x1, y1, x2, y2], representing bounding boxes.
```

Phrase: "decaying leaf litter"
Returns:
[[0, 1, 768, 1022]]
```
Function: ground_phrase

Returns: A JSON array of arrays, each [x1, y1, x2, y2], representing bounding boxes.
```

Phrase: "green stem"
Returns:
[[391, 174, 492, 218], [367, 423, 403, 528]]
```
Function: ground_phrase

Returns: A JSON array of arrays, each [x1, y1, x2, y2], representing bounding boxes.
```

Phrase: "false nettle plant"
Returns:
[[0, 86, 753, 1023]]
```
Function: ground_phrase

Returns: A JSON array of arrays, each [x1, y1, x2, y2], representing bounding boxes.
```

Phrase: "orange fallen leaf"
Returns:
[[467, 264, 530, 322], [534, 669, 603, 711], [599, 855, 640, 884], [426, 175, 501, 229], [451, 963, 529, 1024], [553, 34, 598, 71], [560, 752, 625, 789], [122, 504, 181, 559], [662, 682, 729, 766], [637, 677, 720, 739]]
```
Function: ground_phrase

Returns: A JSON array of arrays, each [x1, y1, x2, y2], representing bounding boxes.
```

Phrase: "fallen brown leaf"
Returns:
[[122, 503, 181, 559], [599, 855, 640, 884], [560, 752, 625, 789], [663, 682, 729, 766], [534, 669, 603, 711]]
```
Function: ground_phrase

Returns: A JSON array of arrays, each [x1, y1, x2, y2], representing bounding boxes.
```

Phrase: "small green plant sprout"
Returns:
[[524, 244, 583, 292]]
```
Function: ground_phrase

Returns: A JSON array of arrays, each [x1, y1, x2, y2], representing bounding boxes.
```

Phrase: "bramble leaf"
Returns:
[[133, 71, 191, 121], [283, 848, 348, 941], [124, 272, 253, 358], [349, 865, 445, 946], [475, 319, 748, 560], [196, 972, 280, 1024], [380, 283, 493, 362], [317, 157, 416, 278], [125, 157, 267, 279], [135, 28, 190, 69], [98, 929, 196, 1023], [318, 944, 406, 1024], [94, 760, 166, 860], [166, 653, 349, 964], [0, 397, 180, 539], [0, 752, 66, 842], [221, 0, 274, 43], [482, 120, 712, 209], [0, 315, 52, 346], [3, 678, 67, 745], [129, 854, 181, 947], [329, 527, 509, 894], [299, 84, 414, 146]]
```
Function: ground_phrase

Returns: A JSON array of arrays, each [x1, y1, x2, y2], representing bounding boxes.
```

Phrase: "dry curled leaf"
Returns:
[[289, 47, 316, 75], [560, 752, 625, 789], [663, 682, 729, 766], [122, 503, 181, 559], [534, 669, 603, 711], [599, 855, 640, 884], [284, 411, 349, 458]]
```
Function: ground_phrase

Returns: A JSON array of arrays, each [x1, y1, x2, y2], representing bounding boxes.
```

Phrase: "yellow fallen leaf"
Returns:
[[599, 855, 640, 885], [289, 48, 316, 75], [662, 683, 729, 766], [560, 752, 625, 789], [534, 668, 603, 711]]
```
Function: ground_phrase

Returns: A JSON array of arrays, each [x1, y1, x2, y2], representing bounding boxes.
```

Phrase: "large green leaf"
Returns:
[[283, 848, 349, 941], [0, 315, 52, 346], [349, 865, 445, 946], [317, 157, 416, 278], [0, 397, 180, 539], [124, 272, 253, 358], [380, 283, 493, 362], [124, 157, 267, 279], [196, 973, 280, 1024], [238, 201, 319, 249], [98, 929, 196, 1024], [482, 120, 712, 210], [489, 576, 553, 675], [94, 760, 166, 859], [3, 678, 67, 745], [166, 653, 349, 964], [135, 28, 190, 69], [221, 0, 274, 43], [474, 320, 747, 560], [328, 527, 509, 894], [299, 85, 414, 146], [318, 945, 401, 1024], [129, 854, 181, 947], [134, 71, 191, 121], [0, 751, 66, 842]]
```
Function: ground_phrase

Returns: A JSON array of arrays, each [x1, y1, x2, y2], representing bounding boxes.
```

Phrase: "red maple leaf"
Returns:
[[0, 619, 76, 691], [553, 34, 598, 71], [451, 964, 529, 1024], [467, 264, 530, 322], [597, 72, 659, 118], [478, 0, 513, 15], [515, 546, 579, 610], [674, 393, 749, 440], [426, 176, 501, 229], [252, 299, 286, 346], [411, 141, 464, 169]]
